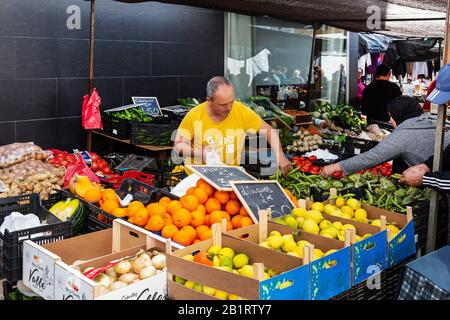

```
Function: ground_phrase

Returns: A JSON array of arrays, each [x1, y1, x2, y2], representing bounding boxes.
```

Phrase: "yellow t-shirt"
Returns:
[[177, 101, 263, 166]]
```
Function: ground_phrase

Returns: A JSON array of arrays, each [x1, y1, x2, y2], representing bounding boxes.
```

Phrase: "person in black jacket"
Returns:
[[361, 64, 402, 123]]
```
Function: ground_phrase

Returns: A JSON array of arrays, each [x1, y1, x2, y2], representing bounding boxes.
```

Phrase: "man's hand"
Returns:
[[322, 162, 342, 177], [400, 164, 430, 187], [278, 155, 292, 178]]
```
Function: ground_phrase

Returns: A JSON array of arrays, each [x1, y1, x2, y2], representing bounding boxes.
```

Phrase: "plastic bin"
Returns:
[[101, 112, 131, 139], [0, 194, 73, 284], [101, 170, 156, 189], [131, 122, 177, 146], [115, 154, 159, 172]]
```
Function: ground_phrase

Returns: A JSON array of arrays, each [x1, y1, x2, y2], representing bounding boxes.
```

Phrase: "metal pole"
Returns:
[[87, 0, 96, 152], [306, 23, 318, 111], [425, 0, 450, 252]]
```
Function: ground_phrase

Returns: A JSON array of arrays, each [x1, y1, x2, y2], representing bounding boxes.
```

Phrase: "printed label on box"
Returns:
[[260, 265, 310, 300], [54, 263, 94, 300], [310, 247, 352, 300], [388, 221, 415, 267], [353, 231, 388, 285]]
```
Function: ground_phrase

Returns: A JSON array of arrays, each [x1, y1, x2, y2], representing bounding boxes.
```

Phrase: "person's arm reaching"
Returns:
[[258, 121, 292, 177]]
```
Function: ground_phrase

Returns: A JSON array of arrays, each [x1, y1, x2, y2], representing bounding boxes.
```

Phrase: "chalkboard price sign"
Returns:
[[230, 180, 296, 222], [132, 97, 163, 116], [186, 165, 256, 191]]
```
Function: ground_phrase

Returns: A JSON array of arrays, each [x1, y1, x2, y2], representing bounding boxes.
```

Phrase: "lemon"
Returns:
[[296, 217, 305, 229], [259, 241, 271, 249], [320, 227, 338, 239], [341, 206, 354, 217], [214, 290, 228, 300], [313, 249, 325, 260], [228, 294, 241, 300], [324, 249, 338, 256], [219, 247, 235, 259], [337, 234, 345, 241], [238, 265, 254, 278], [342, 213, 352, 220], [292, 208, 307, 218], [371, 219, 381, 227], [332, 221, 343, 230], [193, 283, 203, 292], [362, 233, 372, 240], [284, 215, 298, 229], [294, 246, 305, 258], [386, 225, 400, 234], [219, 255, 233, 268], [215, 266, 233, 272], [267, 235, 283, 249], [335, 197, 345, 208], [184, 280, 195, 289], [305, 210, 323, 224], [297, 240, 312, 249], [233, 254, 249, 269], [183, 254, 194, 261], [287, 251, 301, 258], [264, 272, 270, 280], [269, 231, 282, 237], [320, 233, 334, 239], [354, 209, 368, 221], [346, 198, 361, 211], [319, 220, 332, 230], [208, 245, 222, 256], [302, 219, 320, 235], [342, 224, 356, 233], [281, 239, 297, 253], [330, 210, 343, 217], [355, 235, 362, 242], [282, 234, 295, 242], [324, 204, 337, 215], [203, 286, 216, 296], [311, 202, 324, 212]]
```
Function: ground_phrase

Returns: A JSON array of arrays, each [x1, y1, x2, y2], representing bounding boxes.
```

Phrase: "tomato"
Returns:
[[310, 167, 321, 175], [60, 160, 69, 167], [48, 159, 55, 164], [298, 157, 305, 162], [91, 162, 99, 171], [104, 167, 113, 175], [91, 153, 99, 162], [308, 156, 317, 161]]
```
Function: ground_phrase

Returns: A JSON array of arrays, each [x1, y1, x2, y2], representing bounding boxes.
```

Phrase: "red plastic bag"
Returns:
[[82, 88, 103, 130], [64, 154, 100, 189]]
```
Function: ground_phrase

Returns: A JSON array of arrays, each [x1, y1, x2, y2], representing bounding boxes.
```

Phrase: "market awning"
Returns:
[[113, 0, 447, 38]]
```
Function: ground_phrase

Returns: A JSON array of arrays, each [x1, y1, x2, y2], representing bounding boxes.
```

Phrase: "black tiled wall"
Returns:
[[0, 0, 224, 150]]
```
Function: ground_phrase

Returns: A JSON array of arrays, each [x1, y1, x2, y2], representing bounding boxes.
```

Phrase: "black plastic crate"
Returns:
[[331, 289, 351, 300], [42, 189, 88, 235], [384, 258, 414, 300], [350, 271, 386, 300], [131, 122, 177, 146], [0, 194, 73, 283], [115, 154, 159, 172], [101, 112, 131, 139], [343, 137, 379, 154]]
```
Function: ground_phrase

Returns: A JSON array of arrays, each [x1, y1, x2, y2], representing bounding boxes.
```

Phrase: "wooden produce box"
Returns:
[[167, 224, 310, 300], [23, 219, 168, 300], [227, 210, 352, 300]]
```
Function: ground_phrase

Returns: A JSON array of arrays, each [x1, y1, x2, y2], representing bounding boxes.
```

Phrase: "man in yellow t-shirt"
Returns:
[[173, 76, 292, 176]]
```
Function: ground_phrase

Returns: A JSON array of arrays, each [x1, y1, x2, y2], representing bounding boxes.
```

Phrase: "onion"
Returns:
[[105, 267, 117, 279], [131, 256, 151, 274], [139, 253, 152, 264], [94, 273, 111, 287], [118, 273, 139, 284], [97, 286, 111, 296], [151, 254, 166, 270], [131, 279, 141, 284], [139, 266, 156, 280], [113, 260, 132, 275], [109, 281, 128, 291]]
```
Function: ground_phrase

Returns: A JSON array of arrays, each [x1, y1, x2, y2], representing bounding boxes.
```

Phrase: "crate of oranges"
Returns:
[[123, 178, 254, 247]]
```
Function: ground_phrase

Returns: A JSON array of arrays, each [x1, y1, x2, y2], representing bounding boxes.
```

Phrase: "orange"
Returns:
[[229, 191, 238, 200], [181, 225, 197, 242], [161, 224, 178, 238], [146, 203, 166, 217], [196, 204, 206, 215], [180, 195, 199, 212], [172, 230, 193, 246], [84, 188, 102, 203], [224, 199, 241, 216], [98, 213, 107, 223], [127, 217, 135, 224], [112, 207, 128, 218], [226, 221, 233, 231], [284, 188, 293, 198], [199, 229, 212, 241], [239, 217, 254, 228], [172, 208, 192, 228], [167, 200, 182, 214], [163, 213, 173, 226], [186, 187, 197, 196], [204, 214, 211, 227], [193, 239, 201, 244], [127, 201, 145, 217], [239, 206, 249, 217], [101, 200, 119, 214], [205, 198, 221, 214], [291, 197, 298, 207], [221, 211, 231, 222], [145, 215, 165, 232], [159, 196, 172, 207], [192, 188, 208, 204], [231, 215, 242, 229], [196, 179, 214, 197], [210, 211, 224, 225], [190, 210, 205, 228], [196, 225, 209, 238], [102, 189, 119, 203], [134, 208, 149, 227], [214, 191, 230, 205]]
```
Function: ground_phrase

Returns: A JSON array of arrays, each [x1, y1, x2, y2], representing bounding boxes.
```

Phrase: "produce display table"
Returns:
[[397, 245, 450, 300], [91, 130, 173, 160]]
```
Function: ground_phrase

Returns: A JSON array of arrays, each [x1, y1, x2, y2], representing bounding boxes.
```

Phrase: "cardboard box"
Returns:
[[227, 221, 352, 300], [167, 230, 310, 300], [23, 219, 172, 300]]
